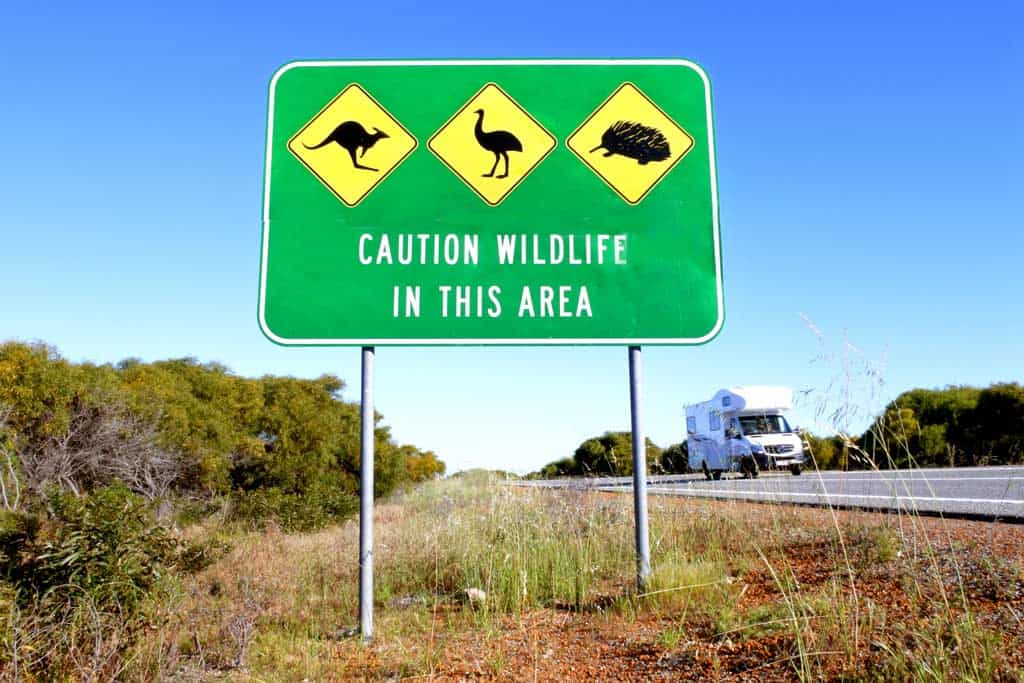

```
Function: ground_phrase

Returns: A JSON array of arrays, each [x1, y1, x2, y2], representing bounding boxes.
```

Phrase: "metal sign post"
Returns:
[[359, 346, 375, 640], [628, 346, 650, 591]]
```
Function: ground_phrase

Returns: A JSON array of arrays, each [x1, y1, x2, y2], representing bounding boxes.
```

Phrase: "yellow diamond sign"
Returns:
[[566, 82, 694, 205], [287, 84, 417, 207], [428, 83, 555, 206]]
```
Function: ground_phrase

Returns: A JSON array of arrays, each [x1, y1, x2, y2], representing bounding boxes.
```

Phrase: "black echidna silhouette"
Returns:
[[590, 121, 671, 165]]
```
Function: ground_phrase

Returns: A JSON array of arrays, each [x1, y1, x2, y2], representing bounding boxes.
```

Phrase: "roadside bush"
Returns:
[[229, 479, 358, 533], [1, 342, 445, 505], [0, 483, 181, 610], [0, 484, 201, 678]]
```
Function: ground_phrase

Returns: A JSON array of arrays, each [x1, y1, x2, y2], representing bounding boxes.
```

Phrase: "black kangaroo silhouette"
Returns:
[[473, 109, 522, 178], [304, 121, 389, 172]]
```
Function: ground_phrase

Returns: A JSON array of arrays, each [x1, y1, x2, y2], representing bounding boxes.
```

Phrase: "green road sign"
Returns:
[[260, 59, 722, 345]]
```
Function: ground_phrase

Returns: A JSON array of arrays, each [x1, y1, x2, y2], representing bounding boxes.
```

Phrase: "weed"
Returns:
[[75, 470, 1019, 681]]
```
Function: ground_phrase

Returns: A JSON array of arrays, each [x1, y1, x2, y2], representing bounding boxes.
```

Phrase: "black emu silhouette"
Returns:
[[590, 121, 671, 165], [304, 121, 389, 172], [473, 109, 522, 178]]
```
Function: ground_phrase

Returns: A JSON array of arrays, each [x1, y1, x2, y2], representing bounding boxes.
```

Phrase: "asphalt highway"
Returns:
[[526, 466, 1024, 521]]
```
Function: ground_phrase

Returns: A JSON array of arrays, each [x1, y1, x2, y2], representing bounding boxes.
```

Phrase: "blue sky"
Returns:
[[1, 1, 1021, 474]]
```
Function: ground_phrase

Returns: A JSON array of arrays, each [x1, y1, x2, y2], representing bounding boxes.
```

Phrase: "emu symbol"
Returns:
[[473, 109, 523, 178]]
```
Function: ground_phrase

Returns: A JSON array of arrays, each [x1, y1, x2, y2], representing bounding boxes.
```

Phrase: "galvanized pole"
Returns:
[[359, 346, 375, 641], [628, 345, 651, 591]]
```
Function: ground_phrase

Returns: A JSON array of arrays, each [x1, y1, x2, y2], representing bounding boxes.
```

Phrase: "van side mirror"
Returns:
[[725, 428, 737, 439]]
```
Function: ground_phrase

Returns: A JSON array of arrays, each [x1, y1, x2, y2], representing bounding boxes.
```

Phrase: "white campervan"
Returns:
[[686, 386, 806, 480]]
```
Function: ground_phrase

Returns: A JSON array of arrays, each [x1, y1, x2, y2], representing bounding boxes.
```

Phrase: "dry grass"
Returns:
[[83, 473, 1023, 681]]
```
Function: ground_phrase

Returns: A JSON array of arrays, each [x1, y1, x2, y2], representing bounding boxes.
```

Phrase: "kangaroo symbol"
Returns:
[[303, 121, 389, 172]]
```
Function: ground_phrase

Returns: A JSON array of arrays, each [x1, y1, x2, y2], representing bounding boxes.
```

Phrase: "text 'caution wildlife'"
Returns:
[[428, 83, 556, 206], [287, 84, 417, 207], [566, 82, 694, 205]]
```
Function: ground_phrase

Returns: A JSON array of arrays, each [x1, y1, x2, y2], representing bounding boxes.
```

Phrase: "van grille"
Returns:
[[765, 444, 794, 454]]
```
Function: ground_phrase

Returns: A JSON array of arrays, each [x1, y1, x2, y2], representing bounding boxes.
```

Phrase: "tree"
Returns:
[[404, 448, 446, 482], [120, 359, 266, 491], [965, 383, 1024, 465], [658, 442, 689, 473], [537, 431, 663, 477], [857, 383, 1024, 469], [803, 433, 837, 469], [15, 400, 178, 500], [918, 424, 950, 466], [889, 386, 979, 466], [0, 342, 118, 448], [860, 407, 919, 468], [536, 457, 577, 478], [0, 341, 447, 507]]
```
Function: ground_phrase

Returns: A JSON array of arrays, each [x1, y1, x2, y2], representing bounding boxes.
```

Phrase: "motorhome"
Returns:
[[686, 386, 806, 480]]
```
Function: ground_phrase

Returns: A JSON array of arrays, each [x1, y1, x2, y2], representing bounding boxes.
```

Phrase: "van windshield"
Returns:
[[739, 415, 791, 435]]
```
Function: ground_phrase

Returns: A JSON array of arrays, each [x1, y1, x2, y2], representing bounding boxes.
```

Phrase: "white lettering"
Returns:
[[549, 235, 564, 264], [517, 286, 535, 317], [497, 234, 517, 263], [438, 285, 452, 317], [597, 234, 609, 263], [577, 286, 592, 317], [359, 234, 373, 265], [568, 235, 582, 265], [487, 285, 502, 317], [614, 234, 627, 264], [539, 286, 554, 317], [463, 235, 479, 265], [532, 234, 546, 265], [516, 285, 593, 317], [359, 233, 480, 265], [444, 234, 459, 265], [455, 285, 471, 316], [418, 234, 430, 263], [393, 285, 421, 317], [405, 286, 420, 317], [495, 233, 627, 266], [376, 234, 392, 264], [397, 235, 413, 265], [558, 286, 570, 317]]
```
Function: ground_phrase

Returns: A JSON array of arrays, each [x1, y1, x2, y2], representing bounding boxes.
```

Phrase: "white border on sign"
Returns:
[[259, 59, 724, 346]]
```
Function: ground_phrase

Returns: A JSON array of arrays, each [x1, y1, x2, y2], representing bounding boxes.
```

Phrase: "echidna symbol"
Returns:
[[590, 121, 671, 165]]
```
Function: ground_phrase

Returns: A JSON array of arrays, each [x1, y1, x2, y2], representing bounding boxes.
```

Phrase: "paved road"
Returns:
[[525, 467, 1024, 521]]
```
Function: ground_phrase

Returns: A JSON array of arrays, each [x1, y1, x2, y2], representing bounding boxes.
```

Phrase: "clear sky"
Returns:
[[1, 1, 1021, 474]]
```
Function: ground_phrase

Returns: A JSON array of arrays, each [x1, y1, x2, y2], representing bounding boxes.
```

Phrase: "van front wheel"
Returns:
[[702, 461, 712, 481], [740, 457, 759, 479], [790, 464, 803, 476]]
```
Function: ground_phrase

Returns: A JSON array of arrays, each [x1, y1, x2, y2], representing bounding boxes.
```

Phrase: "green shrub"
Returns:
[[229, 480, 358, 533], [0, 484, 228, 678], [0, 483, 200, 609]]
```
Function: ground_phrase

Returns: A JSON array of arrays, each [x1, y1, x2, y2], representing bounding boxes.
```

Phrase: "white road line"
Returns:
[[643, 487, 1024, 506], [718, 477, 1021, 483], [794, 482, 1021, 485]]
